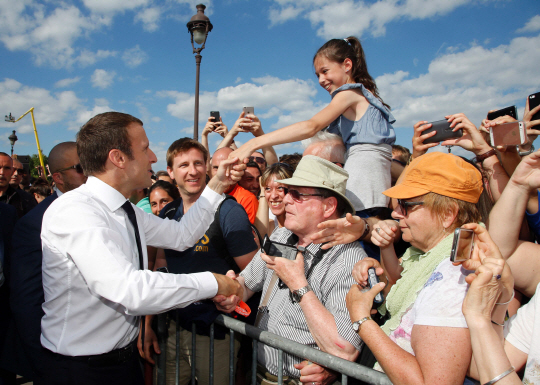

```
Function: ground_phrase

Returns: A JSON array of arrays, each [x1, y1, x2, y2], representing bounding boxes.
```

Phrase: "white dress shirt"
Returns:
[[41, 176, 222, 356]]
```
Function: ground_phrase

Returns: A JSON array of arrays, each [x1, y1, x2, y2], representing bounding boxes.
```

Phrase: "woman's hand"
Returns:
[[522, 97, 540, 147], [412, 120, 438, 160], [346, 281, 385, 322], [441, 113, 492, 156], [202, 117, 216, 137], [311, 213, 365, 250], [459, 224, 513, 321], [351, 257, 384, 287], [370, 219, 399, 249], [214, 120, 228, 138], [507, 149, 540, 191]]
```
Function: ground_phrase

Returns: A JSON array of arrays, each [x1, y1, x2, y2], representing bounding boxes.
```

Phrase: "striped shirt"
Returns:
[[241, 227, 365, 378]]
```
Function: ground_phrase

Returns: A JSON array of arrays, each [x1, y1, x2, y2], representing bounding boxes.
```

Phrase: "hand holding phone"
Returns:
[[262, 235, 297, 260], [367, 267, 384, 304], [489, 121, 527, 147], [487, 105, 518, 121], [528, 93, 540, 123], [422, 119, 463, 144]]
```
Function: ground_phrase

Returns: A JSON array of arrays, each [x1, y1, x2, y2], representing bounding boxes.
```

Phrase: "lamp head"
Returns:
[[187, 4, 213, 48], [8, 130, 17, 146]]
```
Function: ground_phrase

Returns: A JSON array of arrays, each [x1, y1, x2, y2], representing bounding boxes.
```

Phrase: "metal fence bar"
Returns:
[[175, 312, 180, 385], [214, 315, 393, 385], [209, 323, 214, 385], [277, 349, 283, 384], [229, 329, 235, 385], [156, 313, 167, 385], [252, 339, 258, 385]]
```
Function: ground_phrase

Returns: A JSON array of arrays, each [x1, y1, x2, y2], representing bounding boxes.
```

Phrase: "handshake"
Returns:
[[211, 271, 244, 313]]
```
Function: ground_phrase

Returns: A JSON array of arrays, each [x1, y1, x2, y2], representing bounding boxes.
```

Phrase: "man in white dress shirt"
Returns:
[[39, 112, 244, 385]]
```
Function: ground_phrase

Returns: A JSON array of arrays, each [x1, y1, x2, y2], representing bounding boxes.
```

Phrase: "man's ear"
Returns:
[[322, 196, 338, 219], [51, 172, 63, 189], [109, 149, 127, 169], [167, 166, 174, 180]]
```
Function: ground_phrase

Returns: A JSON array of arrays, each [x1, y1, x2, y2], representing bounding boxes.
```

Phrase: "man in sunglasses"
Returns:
[[9, 158, 25, 190], [0, 152, 36, 218], [215, 155, 366, 384], [7, 142, 87, 381]]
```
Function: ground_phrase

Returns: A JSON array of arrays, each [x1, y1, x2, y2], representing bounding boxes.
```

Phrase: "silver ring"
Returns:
[[376, 228, 381, 233]]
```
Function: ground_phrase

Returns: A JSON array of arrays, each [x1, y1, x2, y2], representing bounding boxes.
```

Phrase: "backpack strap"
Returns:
[[205, 195, 241, 274]]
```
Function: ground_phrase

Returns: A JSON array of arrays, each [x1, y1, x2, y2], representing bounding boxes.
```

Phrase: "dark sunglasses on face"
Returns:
[[248, 156, 266, 165], [55, 164, 84, 174], [284, 188, 323, 202], [397, 199, 424, 216], [13, 168, 25, 174]]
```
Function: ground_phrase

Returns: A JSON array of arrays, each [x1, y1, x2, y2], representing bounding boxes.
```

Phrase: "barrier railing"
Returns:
[[153, 313, 392, 385]]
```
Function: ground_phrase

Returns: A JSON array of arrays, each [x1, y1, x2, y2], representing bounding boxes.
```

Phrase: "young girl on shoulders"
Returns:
[[231, 36, 396, 215]]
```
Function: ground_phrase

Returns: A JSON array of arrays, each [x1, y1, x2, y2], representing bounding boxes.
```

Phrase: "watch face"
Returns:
[[352, 322, 359, 332]]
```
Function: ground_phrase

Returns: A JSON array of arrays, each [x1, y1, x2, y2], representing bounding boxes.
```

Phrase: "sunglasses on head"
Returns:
[[55, 164, 84, 174], [248, 156, 266, 165], [285, 188, 323, 202], [396, 199, 424, 216]]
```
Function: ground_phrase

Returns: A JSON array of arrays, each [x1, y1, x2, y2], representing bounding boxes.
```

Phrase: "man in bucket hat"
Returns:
[[216, 155, 366, 384]]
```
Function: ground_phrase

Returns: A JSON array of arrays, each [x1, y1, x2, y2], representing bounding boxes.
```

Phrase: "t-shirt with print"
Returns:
[[506, 282, 540, 384], [381, 259, 471, 358]]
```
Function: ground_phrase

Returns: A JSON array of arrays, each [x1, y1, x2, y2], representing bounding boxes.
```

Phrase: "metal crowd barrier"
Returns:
[[153, 313, 392, 385]]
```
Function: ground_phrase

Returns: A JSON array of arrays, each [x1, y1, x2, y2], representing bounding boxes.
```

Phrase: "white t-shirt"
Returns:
[[506, 283, 540, 384], [387, 259, 471, 355]]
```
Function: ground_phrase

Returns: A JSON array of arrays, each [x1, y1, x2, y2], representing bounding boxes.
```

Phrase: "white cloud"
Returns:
[[269, 0, 478, 38], [70, 102, 113, 131], [82, 0, 149, 14], [91, 69, 116, 89], [76, 49, 117, 67], [517, 15, 540, 33], [158, 77, 320, 127], [377, 34, 540, 129], [135, 7, 161, 32], [122, 45, 148, 68], [151, 117, 161, 122], [54, 77, 81, 88]]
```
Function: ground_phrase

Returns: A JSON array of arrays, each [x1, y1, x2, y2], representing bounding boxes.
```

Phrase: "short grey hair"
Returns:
[[301, 131, 346, 164]]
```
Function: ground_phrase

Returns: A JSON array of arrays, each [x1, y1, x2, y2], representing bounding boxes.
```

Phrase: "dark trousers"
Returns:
[[37, 345, 144, 385]]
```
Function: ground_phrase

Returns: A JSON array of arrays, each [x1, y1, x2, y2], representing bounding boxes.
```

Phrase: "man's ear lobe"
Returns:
[[323, 196, 338, 218]]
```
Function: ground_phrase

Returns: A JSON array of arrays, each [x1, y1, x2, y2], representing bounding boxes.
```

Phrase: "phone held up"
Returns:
[[262, 235, 297, 260], [450, 228, 475, 263], [490, 121, 527, 147], [243, 106, 254, 116], [487, 105, 518, 121], [367, 267, 384, 305], [210, 111, 220, 129], [422, 119, 463, 144], [529, 92, 540, 122]]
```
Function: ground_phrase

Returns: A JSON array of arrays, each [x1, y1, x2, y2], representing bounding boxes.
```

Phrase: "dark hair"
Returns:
[[76, 112, 143, 176], [278, 153, 303, 172], [155, 170, 170, 178], [29, 178, 51, 199], [392, 145, 411, 164], [166, 138, 208, 168], [148, 180, 180, 202], [245, 161, 261, 174], [314, 36, 390, 110], [314, 187, 349, 217]]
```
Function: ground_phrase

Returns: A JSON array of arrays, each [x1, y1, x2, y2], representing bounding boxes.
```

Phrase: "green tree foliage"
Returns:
[[29, 153, 49, 179]]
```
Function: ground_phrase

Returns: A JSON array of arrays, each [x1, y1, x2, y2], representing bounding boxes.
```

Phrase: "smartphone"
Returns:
[[367, 267, 384, 304], [487, 105, 518, 121], [529, 92, 540, 122], [490, 121, 527, 147], [450, 228, 475, 263], [262, 235, 297, 260], [422, 119, 463, 144], [210, 111, 220, 122], [243, 106, 254, 116]]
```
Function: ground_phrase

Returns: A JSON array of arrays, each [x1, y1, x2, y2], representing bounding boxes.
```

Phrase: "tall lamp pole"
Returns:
[[8, 130, 17, 157], [187, 4, 213, 141], [5, 108, 46, 172]]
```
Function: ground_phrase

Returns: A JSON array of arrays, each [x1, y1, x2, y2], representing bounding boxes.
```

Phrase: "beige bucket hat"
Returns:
[[279, 155, 355, 214]]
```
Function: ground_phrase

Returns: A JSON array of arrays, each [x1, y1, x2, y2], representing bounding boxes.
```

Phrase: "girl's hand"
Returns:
[[214, 120, 228, 138], [202, 117, 215, 136], [351, 257, 384, 287], [458, 224, 513, 312], [441, 113, 492, 156], [370, 219, 399, 249], [412, 120, 438, 159], [346, 281, 385, 322], [523, 97, 540, 145]]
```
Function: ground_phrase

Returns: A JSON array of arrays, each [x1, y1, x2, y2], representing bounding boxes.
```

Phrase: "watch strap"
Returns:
[[352, 316, 373, 332], [475, 148, 497, 164], [292, 284, 312, 303]]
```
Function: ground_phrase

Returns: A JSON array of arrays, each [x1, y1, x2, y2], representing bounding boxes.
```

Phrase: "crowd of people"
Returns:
[[0, 34, 539, 385]]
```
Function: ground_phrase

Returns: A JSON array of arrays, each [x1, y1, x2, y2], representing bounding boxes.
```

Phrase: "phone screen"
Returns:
[[450, 228, 475, 262], [529, 92, 540, 122]]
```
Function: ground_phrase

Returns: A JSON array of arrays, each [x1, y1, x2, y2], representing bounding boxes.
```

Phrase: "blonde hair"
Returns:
[[422, 192, 481, 231]]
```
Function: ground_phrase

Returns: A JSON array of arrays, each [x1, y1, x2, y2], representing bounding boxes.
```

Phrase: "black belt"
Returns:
[[48, 340, 137, 367]]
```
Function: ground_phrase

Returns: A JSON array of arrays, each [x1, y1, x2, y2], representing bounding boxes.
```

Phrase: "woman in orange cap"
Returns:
[[346, 152, 487, 385]]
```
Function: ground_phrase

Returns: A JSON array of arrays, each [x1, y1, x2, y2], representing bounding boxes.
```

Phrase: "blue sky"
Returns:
[[1, 0, 540, 171]]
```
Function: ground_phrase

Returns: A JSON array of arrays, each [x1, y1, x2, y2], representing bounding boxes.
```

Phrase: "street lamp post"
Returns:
[[4, 107, 46, 173], [8, 130, 17, 156], [187, 4, 213, 141]]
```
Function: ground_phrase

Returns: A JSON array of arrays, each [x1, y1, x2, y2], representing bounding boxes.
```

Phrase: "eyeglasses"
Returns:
[[248, 156, 266, 165], [397, 199, 424, 216], [13, 168, 25, 174], [285, 188, 323, 202], [54, 164, 84, 174]]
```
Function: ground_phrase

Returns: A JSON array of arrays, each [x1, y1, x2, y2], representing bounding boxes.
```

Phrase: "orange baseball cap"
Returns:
[[383, 152, 483, 203]]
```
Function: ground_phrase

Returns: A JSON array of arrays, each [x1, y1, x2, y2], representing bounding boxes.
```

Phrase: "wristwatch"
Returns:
[[291, 285, 312, 303], [352, 316, 373, 332]]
